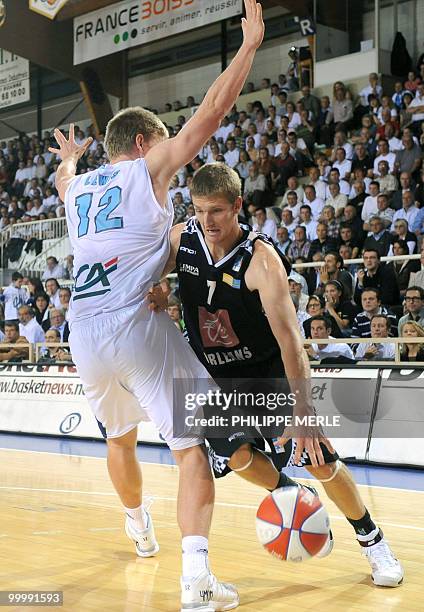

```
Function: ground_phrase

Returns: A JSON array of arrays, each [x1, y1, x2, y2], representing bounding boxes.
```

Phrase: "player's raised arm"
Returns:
[[145, 0, 264, 185], [245, 241, 335, 466], [48, 123, 93, 201]]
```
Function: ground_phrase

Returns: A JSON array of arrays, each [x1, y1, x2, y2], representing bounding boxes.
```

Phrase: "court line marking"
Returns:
[[1, 485, 423, 534], [1, 447, 423, 494]]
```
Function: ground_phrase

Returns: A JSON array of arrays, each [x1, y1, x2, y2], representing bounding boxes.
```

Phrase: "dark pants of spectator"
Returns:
[[318, 124, 334, 147]]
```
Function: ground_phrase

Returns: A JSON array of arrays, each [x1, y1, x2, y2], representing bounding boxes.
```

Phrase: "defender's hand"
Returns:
[[241, 0, 264, 51], [48, 123, 93, 162]]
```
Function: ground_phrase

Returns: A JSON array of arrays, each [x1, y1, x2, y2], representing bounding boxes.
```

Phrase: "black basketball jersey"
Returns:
[[176, 218, 291, 378]]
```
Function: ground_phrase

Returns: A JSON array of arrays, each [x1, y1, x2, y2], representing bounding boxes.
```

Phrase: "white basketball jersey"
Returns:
[[65, 159, 173, 323]]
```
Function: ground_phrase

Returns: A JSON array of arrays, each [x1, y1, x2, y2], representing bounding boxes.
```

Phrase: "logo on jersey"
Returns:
[[232, 255, 244, 273], [180, 263, 199, 276], [222, 273, 240, 289], [198, 307, 240, 348], [84, 169, 120, 186], [73, 257, 118, 300], [180, 246, 196, 255]]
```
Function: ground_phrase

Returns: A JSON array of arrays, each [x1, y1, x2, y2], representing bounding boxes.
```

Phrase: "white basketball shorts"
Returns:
[[69, 302, 207, 450]]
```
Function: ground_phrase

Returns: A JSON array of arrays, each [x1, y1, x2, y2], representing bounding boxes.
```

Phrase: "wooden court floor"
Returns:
[[0, 449, 422, 611]]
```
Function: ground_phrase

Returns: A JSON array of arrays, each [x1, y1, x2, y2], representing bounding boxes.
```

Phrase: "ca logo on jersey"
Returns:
[[74, 257, 118, 301], [198, 307, 240, 348]]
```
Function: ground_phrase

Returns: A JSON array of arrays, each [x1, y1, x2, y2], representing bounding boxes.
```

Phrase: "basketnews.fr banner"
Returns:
[[73, 0, 243, 65]]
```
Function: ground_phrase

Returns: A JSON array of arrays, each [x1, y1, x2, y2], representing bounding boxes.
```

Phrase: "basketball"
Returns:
[[256, 486, 330, 562]]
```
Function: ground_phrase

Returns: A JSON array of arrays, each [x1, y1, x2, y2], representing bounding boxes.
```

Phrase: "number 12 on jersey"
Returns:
[[75, 186, 123, 237]]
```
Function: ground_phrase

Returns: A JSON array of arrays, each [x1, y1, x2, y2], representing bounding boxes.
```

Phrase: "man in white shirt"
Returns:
[[392, 190, 419, 231], [307, 316, 355, 361], [252, 207, 277, 241], [358, 73, 383, 106], [373, 140, 396, 175], [18, 305, 45, 344], [41, 256, 66, 281], [214, 116, 235, 142], [361, 181, 380, 222], [305, 166, 326, 201], [325, 183, 347, 217], [281, 175, 304, 206], [0, 272, 29, 321], [355, 315, 395, 361], [223, 138, 240, 168], [299, 204, 318, 241], [280, 208, 297, 239], [332, 148, 352, 181], [285, 190, 301, 221], [407, 83, 424, 127], [325, 168, 350, 197], [303, 185, 325, 221]]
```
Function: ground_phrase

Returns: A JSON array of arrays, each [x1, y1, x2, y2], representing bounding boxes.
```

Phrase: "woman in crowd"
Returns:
[[400, 321, 424, 362], [302, 294, 344, 339], [235, 150, 252, 182], [399, 92, 414, 129], [386, 240, 420, 296], [389, 219, 418, 255], [322, 280, 358, 334], [33, 292, 50, 328], [26, 277, 44, 306], [257, 146, 275, 187], [285, 101, 301, 129], [246, 136, 259, 162]]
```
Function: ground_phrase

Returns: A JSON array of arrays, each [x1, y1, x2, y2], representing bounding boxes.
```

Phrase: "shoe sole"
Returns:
[[181, 600, 239, 612], [372, 576, 404, 588], [125, 522, 160, 558]]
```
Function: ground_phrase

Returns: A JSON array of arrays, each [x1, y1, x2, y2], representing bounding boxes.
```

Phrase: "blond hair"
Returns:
[[191, 163, 241, 203], [104, 106, 168, 159]]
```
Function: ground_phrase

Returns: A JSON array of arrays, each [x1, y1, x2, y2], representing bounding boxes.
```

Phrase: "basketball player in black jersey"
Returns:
[[159, 163, 403, 587]]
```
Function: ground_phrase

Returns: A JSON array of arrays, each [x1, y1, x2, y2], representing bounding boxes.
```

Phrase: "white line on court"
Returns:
[[1, 485, 423, 534], [1, 447, 423, 495]]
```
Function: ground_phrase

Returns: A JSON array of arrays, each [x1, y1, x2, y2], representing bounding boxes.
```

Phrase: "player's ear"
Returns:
[[135, 133, 145, 157], [234, 196, 243, 214]]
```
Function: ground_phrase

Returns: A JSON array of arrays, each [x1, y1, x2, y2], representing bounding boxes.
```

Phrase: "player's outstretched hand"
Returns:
[[241, 0, 264, 51], [277, 427, 336, 468], [48, 123, 93, 162]]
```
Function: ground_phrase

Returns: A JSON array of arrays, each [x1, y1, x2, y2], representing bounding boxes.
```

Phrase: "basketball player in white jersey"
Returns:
[[49, 2, 264, 610]]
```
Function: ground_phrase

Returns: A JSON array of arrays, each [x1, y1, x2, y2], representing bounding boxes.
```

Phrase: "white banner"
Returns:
[[0, 364, 162, 444], [73, 0, 243, 65], [29, 0, 70, 20], [0, 50, 30, 110]]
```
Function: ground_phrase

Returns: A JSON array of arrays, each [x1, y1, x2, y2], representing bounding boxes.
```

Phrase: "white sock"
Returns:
[[182, 536, 209, 578], [124, 504, 148, 530], [357, 527, 380, 546]]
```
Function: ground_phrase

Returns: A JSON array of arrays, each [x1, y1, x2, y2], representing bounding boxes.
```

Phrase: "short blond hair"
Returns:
[[191, 163, 241, 203], [104, 106, 168, 159]]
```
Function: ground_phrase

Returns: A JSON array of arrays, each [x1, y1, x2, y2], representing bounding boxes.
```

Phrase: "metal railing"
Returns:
[[0, 342, 34, 362], [304, 337, 424, 366], [0, 217, 68, 266]]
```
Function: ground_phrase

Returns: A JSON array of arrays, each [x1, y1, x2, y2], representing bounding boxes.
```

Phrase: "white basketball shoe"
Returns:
[[180, 569, 239, 611], [125, 508, 159, 558], [362, 534, 404, 587]]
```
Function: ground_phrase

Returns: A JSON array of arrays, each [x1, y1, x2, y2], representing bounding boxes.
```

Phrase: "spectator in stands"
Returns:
[[59, 287, 71, 320], [354, 249, 400, 307], [280, 208, 297, 239], [387, 241, 420, 296], [337, 224, 361, 258], [45, 278, 61, 309], [391, 172, 414, 210], [377, 161, 398, 195], [34, 292, 50, 327], [318, 251, 354, 299], [0, 272, 28, 322], [374, 194, 394, 229], [167, 298, 185, 333], [299, 204, 318, 241], [400, 321, 424, 362], [355, 315, 396, 361], [18, 305, 45, 344], [306, 316, 355, 362], [299, 85, 320, 120], [275, 226, 291, 256], [321, 205, 341, 238], [252, 207, 277, 241], [288, 271, 309, 310], [26, 277, 44, 306], [285, 190, 301, 220], [0, 321, 29, 362], [394, 133, 422, 176], [409, 243, 424, 289], [306, 166, 327, 201], [309, 223, 338, 260], [48, 308, 69, 342], [303, 295, 341, 339], [41, 256, 65, 281], [272, 143, 297, 194], [38, 328, 71, 364], [392, 190, 420, 232], [389, 218, 418, 255], [316, 96, 334, 146], [373, 139, 396, 175], [322, 280, 358, 334], [406, 82, 424, 135], [287, 226, 310, 260], [243, 163, 267, 209], [362, 216, 392, 256], [333, 88, 353, 131], [223, 138, 240, 168], [325, 183, 347, 217], [352, 288, 398, 337], [361, 181, 380, 222], [358, 73, 383, 107], [398, 286, 424, 333]]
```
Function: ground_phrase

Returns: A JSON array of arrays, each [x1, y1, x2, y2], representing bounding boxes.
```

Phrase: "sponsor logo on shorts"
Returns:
[[198, 307, 240, 348], [73, 257, 118, 300], [180, 263, 199, 276]]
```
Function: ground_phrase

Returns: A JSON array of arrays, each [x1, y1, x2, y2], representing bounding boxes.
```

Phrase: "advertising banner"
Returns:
[[0, 50, 30, 110], [29, 0, 70, 20], [74, 0, 243, 65]]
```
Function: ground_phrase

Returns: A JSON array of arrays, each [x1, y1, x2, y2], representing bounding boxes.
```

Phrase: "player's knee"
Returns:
[[228, 444, 253, 471], [307, 461, 338, 481], [106, 427, 138, 450]]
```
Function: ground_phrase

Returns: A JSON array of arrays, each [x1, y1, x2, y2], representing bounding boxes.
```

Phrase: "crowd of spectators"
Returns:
[[1, 68, 424, 363]]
